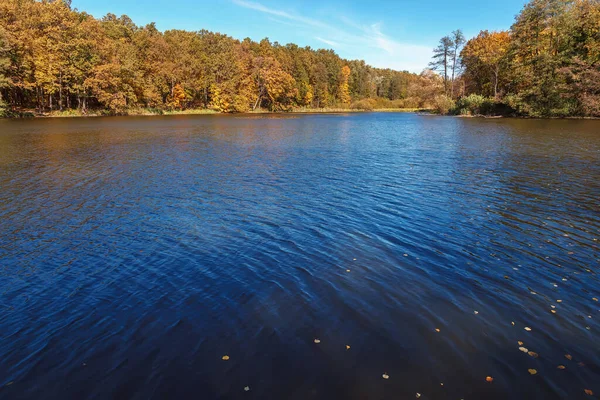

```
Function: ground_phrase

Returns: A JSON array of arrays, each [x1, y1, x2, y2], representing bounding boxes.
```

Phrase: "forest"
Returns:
[[0, 0, 599, 117]]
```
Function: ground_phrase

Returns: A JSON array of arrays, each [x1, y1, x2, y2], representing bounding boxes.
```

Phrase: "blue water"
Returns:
[[0, 113, 599, 399]]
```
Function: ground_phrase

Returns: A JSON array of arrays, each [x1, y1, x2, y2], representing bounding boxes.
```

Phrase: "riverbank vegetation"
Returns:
[[0, 0, 443, 117], [434, 0, 600, 118]]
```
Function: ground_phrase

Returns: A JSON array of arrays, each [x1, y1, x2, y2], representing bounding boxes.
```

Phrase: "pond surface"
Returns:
[[0, 113, 599, 399]]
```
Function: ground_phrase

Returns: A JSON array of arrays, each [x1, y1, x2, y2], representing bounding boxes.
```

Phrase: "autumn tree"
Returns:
[[0, 26, 10, 105], [461, 30, 511, 97], [338, 65, 351, 105]]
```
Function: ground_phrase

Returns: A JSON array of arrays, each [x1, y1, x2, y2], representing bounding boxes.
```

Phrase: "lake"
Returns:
[[0, 113, 599, 399]]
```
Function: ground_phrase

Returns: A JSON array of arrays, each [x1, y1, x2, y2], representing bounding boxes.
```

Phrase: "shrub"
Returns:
[[433, 95, 455, 115], [349, 98, 377, 111], [456, 94, 487, 115]]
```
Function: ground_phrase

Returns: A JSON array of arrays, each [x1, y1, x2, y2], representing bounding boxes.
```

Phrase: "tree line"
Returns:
[[0, 0, 445, 116], [433, 0, 600, 118], [1, 0, 598, 118]]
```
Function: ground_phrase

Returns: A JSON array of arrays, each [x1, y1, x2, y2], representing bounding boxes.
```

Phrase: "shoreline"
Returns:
[[0, 108, 426, 119], [3, 108, 599, 120]]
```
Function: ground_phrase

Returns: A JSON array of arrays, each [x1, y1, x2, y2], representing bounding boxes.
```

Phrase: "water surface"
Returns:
[[0, 113, 599, 399]]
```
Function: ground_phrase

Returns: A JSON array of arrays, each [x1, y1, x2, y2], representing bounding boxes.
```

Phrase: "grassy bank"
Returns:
[[1, 107, 427, 119]]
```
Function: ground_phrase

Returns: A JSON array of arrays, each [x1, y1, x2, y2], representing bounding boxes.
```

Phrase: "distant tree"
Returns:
[[461, 30, 510, 97], [450, 30, 465, 98], [338, 65, 351, 105], [0, 27, 10, 104], [429, 36, 453, 95]]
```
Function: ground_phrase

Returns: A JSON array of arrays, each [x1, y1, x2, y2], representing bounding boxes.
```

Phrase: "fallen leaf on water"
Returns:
[[486, 376, 494, 382], [416, 393, 421, 398], [578, 362, 585, 367], [531, 291, 537, 295], [557, 365, 566, 370], [557, 300, 563, 303], [440, 382, 444, 386], [518, 341, 524, 346], [346, 269, 351, 272], [519, 347, 529, 353], [474, 311, 479, 315], [584, 389, 593, 396], [435, 328, 441, 332], [382, 373, 389, 380], [593, 298, 598, 302], [528, 351, 539, 358], [551, 310, 557, 314], [528, 369, 537, 375], [565, 354, 573, 360], [222, 355, 230, 361], [244, 386, 250, 392], [524, 327, 532, 331], [346, 345, 350, 350], [511, 322, 515, 326], [551, 305, 556, 309], [314, 339, 321, 344]]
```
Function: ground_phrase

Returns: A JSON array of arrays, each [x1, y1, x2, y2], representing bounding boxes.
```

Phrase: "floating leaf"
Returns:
[[528, 351, 539, 358], [382, 373, 390, 380], [244, 386, 250, 392], [416, 394, 421, 398], [346, 345, 350, 350], [524, 327, 532, 331], [557, 300, 563, 303], [528, 369, 537, 375], [511, 322, 515, 326], [578, 362, 585, 367], [519, 347, 529, 353], [346, 269, 351, 272], [486, 376, 494, 382], [435, 328, 441, 332], [474, 311, 479, 315], [222, 355, 230, 361], [593, 298, 598, 302], [557, 365, 566, 370], [565, 354, 573, 360], [518, 341, 524, 346], [314, 339, 321, 344], [584, 389, 593, 395], [551, 310, 557, 314]]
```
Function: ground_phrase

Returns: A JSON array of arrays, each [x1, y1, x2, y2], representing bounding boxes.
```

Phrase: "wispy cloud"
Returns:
[[315, 37, 340, 47], [232, 0, 326, 29], [231, 0, 433, 72]]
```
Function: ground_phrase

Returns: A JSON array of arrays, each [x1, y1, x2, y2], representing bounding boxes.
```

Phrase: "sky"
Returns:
[[71, 0, 528, 73]]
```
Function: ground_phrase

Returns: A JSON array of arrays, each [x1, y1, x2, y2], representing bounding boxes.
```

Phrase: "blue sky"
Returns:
[[71, 0, 528, 72]]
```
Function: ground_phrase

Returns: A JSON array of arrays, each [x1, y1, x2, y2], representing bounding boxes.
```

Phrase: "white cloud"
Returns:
[[231, 0, 433, 72], [315, 37, 340, 47]]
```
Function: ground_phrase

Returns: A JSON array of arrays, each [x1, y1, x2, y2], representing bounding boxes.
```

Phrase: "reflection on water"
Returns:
[[0, 113, 599, 399]]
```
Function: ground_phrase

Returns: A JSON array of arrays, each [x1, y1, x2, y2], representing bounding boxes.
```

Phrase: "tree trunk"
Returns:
[[443, 53, 448, 95], [59, 71, 63, 111], [494, 67, 499, 98]]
